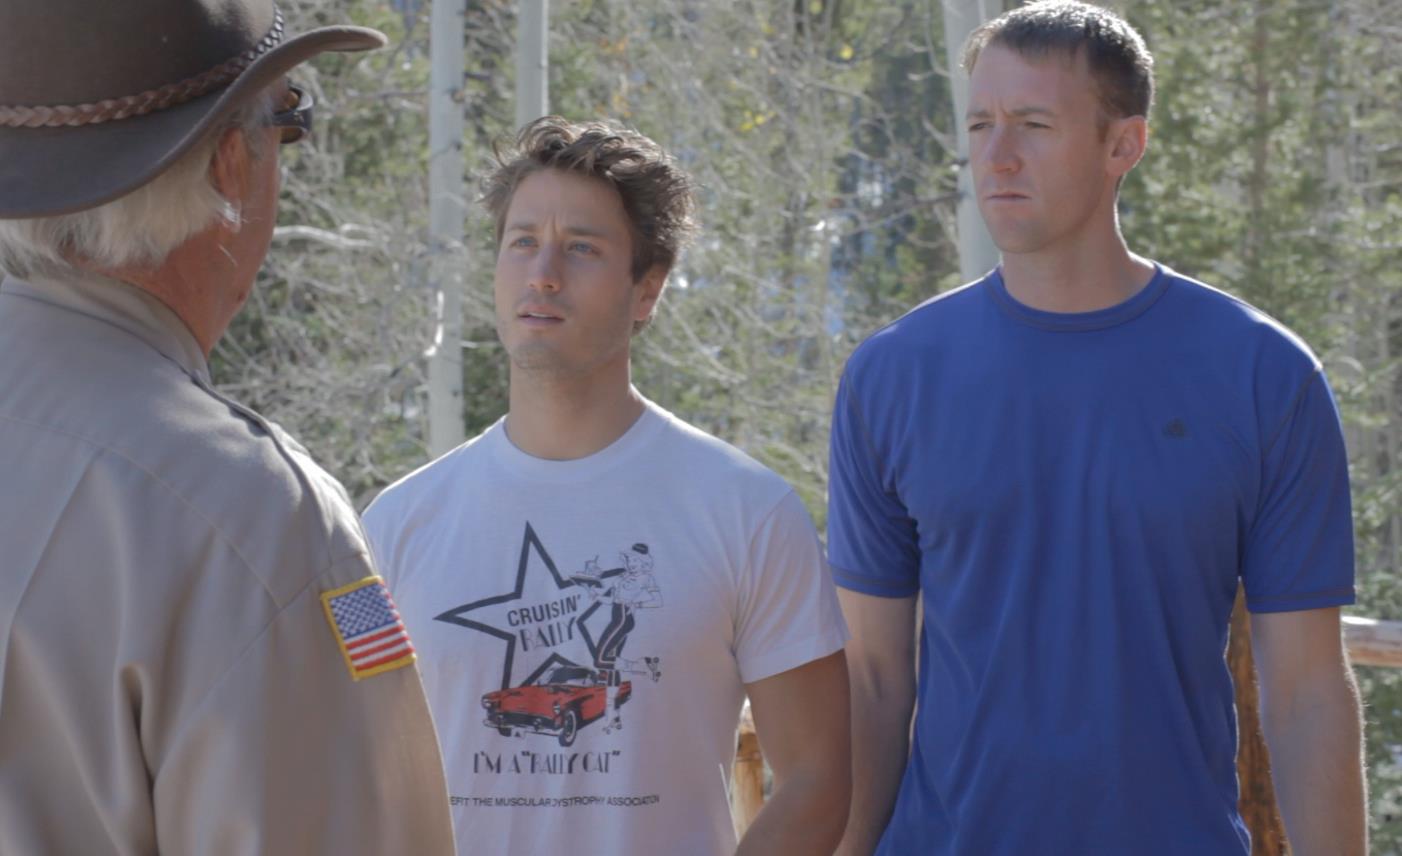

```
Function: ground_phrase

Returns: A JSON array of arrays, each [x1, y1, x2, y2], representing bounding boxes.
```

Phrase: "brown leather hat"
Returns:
[[0, 0, 386, 219]]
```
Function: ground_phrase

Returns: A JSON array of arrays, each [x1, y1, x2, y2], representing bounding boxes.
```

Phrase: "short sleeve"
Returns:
[[826, 368, 921, 597], [1243, 370, 1356, 613], [152, 554, 456, 854], [734, 491, 849, 684]]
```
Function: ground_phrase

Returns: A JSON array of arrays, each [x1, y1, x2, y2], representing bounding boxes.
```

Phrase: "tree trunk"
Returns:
[[426, 0, 468, 457], [1242, 0, 1275, 309], [941, 0, 1003, 283], [1229, 585, 1290, 855]]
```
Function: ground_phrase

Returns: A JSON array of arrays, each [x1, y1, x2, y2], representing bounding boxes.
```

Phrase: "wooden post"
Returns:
[[1228, 585, 1290, 855], [732, 701, 765, 839]]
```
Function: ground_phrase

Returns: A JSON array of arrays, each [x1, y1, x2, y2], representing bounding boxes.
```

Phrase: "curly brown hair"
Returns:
[[481, 116, 697, 285]]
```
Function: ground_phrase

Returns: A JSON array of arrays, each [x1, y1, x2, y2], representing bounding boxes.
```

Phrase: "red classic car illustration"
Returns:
[[481, 665, 631, 747]]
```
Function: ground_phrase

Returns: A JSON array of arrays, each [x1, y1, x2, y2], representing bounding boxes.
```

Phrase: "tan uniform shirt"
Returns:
[[0, 272, 454, 855]]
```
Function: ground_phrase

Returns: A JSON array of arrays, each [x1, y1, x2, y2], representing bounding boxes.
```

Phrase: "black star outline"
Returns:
[[433, 522, 625, 690]]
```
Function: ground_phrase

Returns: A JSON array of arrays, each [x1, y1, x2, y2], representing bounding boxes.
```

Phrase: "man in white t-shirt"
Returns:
[[364, 116, 851, 855]]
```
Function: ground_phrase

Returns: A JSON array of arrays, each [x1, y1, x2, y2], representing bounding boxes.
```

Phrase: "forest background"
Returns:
[[220, 0, 1402, 846]]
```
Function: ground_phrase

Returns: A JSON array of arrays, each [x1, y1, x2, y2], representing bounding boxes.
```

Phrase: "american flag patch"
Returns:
[[321, 576, 416, 681]]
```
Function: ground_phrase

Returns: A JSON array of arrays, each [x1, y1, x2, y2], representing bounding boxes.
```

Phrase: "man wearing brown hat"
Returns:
[[0, 2, 454, 853]]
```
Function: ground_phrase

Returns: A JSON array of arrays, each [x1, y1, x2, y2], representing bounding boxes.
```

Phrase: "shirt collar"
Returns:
[[1, 269, 211, 382]]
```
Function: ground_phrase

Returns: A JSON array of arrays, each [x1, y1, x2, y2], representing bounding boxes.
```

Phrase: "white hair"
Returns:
[[0, 93, 275, 279]]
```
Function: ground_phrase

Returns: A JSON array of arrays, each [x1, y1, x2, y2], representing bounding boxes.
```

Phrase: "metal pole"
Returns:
[[516, 0, 549, 128], [942, 0, 1001, 283], [426, 0, 468, 456]]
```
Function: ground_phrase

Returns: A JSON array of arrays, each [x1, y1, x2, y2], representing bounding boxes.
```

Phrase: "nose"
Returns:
[[984, 124, 1020, 175], [527, 242, 563, 293]]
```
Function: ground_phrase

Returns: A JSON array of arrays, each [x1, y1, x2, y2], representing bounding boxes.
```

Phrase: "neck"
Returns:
[[999, 213, 1156, 314], [505, 357, 645, 460], [92, 228, 248, 357]]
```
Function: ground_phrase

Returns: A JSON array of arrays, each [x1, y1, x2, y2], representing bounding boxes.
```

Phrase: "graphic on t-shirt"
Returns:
[[573, 544, 664, 734], [479, 664, 632, 747], [434, 525, 665, 746]]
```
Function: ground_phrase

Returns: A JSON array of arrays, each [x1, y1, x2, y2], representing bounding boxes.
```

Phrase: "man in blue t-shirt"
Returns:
[[829, 3, 1367, 855]]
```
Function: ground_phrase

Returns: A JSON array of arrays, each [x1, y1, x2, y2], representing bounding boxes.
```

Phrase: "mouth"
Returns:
[[986, 192, 1029, 202], [517, 306, 565, 325]]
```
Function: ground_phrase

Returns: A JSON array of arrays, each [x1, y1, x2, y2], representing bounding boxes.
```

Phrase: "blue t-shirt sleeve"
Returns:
[[1243, 369, 1356, 612], [826, 368, 921, 597]]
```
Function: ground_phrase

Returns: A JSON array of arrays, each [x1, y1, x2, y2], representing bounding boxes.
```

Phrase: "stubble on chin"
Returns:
[[985, 219, 1050, 256], [504, 339, 569, 375], [505, 339, 612, 383], [496, 314, 558, 374], [497, 312, 636, 381]]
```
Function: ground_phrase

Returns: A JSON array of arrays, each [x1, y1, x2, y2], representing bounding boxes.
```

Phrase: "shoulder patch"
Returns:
[[321, 576, 416, 680]]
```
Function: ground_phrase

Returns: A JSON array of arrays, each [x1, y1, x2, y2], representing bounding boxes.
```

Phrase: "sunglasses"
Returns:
[[270, 85, 313, 145]]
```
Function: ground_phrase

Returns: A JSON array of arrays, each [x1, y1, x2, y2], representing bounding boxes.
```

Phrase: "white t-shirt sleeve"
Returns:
[[734, 490, 850, 684], [360, 497, 399, 587]]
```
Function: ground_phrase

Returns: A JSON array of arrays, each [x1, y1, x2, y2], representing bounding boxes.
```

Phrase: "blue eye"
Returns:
[[510, 235, 536, 248], [569, 241, 597, 255]]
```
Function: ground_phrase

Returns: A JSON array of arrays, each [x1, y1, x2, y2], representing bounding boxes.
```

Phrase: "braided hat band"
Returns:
[[0, 8, 285, 129]]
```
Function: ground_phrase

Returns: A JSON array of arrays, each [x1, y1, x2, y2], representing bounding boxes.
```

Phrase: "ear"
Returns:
[[208, 126, 254, 220], [632, 263, 669, 323], [1106, 115, 1148, 181]]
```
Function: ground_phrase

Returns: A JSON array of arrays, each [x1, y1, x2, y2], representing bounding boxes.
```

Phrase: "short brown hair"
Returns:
[[481, 116, 696, 283], [962, 1, 1154, 122]]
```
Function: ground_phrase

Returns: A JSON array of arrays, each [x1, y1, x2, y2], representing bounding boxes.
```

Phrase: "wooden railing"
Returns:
[[728, 613, 1402, 841], [1343, 615, 1402, 667]]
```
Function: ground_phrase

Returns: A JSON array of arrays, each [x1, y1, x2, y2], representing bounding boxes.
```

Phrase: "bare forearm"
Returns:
[[740, 651, 853, 856], [833, 590, 918, 856], [835, 694, 912, 856], [1262, 672, 1367, 856], [736, 770, 849, 856]]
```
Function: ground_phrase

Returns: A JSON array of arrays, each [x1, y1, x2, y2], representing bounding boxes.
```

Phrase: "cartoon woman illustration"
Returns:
[[582, 543, 662, 733]]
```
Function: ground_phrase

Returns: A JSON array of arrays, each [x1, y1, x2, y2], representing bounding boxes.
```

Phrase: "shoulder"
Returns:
[[138, 401, 371, 606], [839, 279, 990, 411], [15, 361, 368, 607], [649, 403, 792, 500], [846, 278, 987, 375], [364, 422, 499, 536], [0, 286, 376, 608], [1151, 267, 1332, 448], [1159, 267, 1321, 371]]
